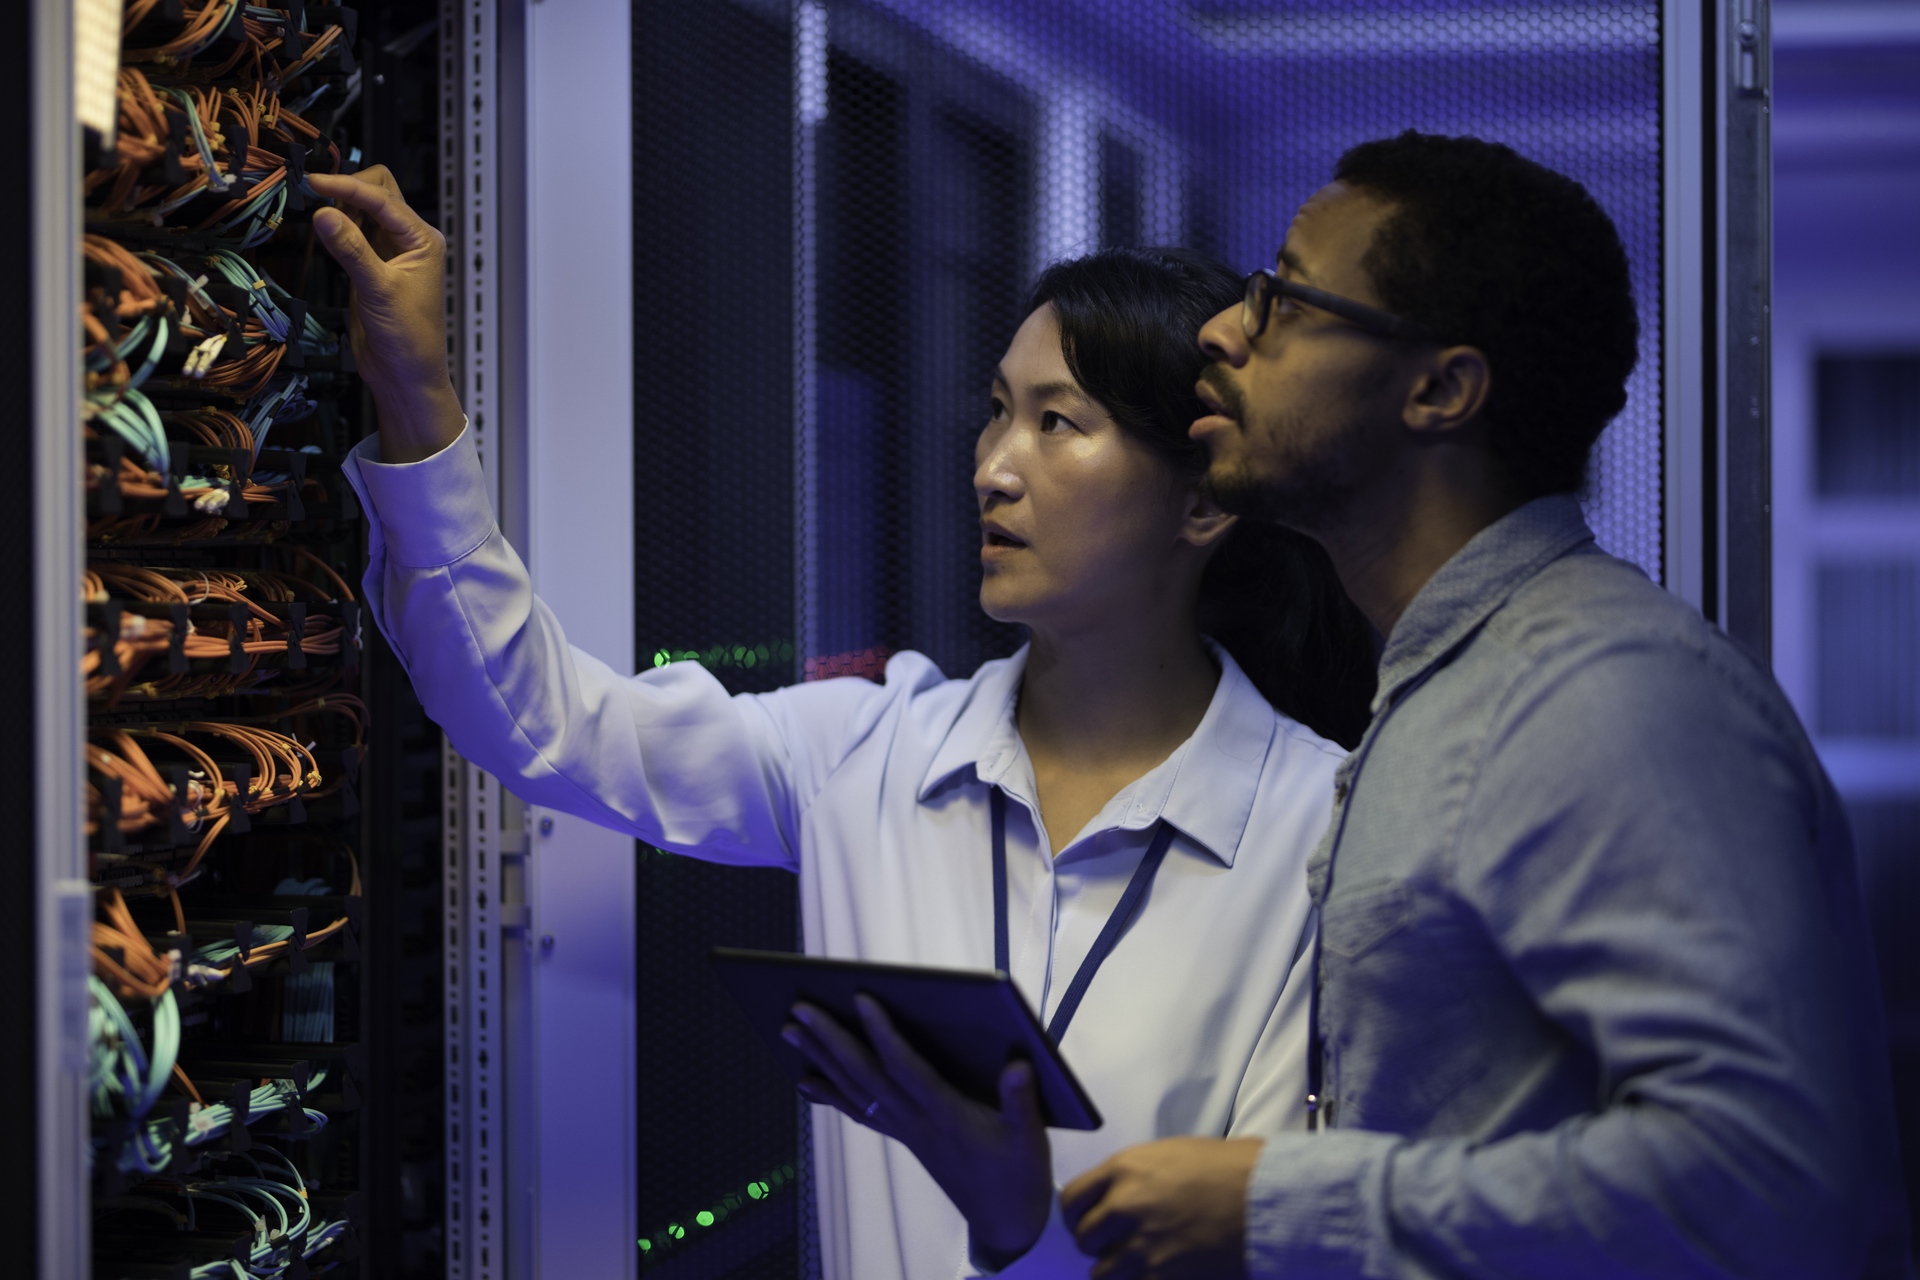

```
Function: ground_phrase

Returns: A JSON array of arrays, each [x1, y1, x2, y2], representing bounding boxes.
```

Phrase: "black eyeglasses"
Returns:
[[1241, 269, 1438, 345]]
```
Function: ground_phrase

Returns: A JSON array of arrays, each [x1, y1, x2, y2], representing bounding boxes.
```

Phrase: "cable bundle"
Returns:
[[87, 65, 343, 247], [91, 976, 333, 1179], [122, 0, 355, 88], [83, 557, 358, 702], [86, 710, 366, 845], [85, 3, 374, 1266], [101, 1143, 354, 1277], [83, 236, 333, 478], [94, 888, 190, 1000], [282, 961, 335, 1043]]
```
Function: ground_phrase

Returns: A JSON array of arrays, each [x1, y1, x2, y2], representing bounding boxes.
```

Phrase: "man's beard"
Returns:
[[1196, 365, 1354, 532]]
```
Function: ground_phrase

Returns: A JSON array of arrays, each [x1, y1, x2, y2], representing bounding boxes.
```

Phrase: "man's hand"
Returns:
[[1061, 1137, 1262, 1280], [783, 995, 1053, 1266], [307, 168, 464, 462]]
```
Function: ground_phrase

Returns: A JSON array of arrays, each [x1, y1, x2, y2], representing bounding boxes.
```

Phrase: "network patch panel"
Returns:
[[79, 4, 392, 1276]]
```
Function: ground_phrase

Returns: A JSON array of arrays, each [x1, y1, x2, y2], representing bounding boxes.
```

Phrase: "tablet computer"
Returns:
[[707, 948, 1103, 1131]]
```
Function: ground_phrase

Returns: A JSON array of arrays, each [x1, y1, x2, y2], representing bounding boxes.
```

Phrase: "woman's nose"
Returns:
[[974, 428, 1022, 501]]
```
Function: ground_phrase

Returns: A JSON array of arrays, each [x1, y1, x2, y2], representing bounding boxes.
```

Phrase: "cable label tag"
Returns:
[[187, 1102, 220, 1139]]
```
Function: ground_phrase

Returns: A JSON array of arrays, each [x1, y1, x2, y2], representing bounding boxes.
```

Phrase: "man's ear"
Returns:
[[1403, 345, 1492, 435], [1178, 489, 1239, 549]]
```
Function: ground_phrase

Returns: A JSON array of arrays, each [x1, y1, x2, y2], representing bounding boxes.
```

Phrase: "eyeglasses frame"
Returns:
[[1241, 269, 1439, 345]]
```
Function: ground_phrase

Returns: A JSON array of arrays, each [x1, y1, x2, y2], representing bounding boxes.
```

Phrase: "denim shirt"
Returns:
[[1245, 496, 1912, 1278]]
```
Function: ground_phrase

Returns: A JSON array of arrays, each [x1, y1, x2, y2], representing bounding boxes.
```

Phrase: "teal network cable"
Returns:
[[156, 88, 232, 193]]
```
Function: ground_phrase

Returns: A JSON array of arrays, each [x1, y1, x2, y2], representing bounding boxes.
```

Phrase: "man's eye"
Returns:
[[1040, 410, 1073, 434], [987, 396, 1008, 421]]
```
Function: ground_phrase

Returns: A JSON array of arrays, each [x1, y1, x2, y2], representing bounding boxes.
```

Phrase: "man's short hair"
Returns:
[[1334, 131, 1640, 498]]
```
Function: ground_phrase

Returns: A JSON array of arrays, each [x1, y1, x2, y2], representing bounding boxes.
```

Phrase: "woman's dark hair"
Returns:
[[1027, 247, 1378, 748]]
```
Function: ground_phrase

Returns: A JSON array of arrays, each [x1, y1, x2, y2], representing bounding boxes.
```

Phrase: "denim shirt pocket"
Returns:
[[1319, 878, 1488, 1131]]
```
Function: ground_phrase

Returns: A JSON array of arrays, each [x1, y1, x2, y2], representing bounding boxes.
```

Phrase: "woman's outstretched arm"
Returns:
[[311, 170, 895, 865]]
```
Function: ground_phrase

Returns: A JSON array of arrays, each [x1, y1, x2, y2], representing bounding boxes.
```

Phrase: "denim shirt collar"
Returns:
[[1373, 494, 1598, 712]]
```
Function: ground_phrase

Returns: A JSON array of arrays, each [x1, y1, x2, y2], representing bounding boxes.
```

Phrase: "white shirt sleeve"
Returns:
[[1224, 905, 1315, 1137], [965, 1194, 1084, 1280], [341, 424, 898, 868]]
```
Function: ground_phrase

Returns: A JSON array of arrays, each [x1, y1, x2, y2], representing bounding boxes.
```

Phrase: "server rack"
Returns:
[[25, 0, 449, 1276]]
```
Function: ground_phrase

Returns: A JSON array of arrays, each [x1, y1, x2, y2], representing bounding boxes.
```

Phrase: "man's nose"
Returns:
[[1198, 305, 1249, 367]]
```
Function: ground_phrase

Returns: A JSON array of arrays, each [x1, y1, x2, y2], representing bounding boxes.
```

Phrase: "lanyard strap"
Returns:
[[991, 789, 1177, 1044]]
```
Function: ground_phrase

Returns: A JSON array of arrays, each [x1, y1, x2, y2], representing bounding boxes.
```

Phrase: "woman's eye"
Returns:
[[1040, 410, 1073, 434], [986, 396, 1008, 422]]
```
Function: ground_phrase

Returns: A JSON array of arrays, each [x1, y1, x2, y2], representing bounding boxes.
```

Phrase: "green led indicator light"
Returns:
[[642, 1165, 794, 1252], [652, 641, 797, 670]]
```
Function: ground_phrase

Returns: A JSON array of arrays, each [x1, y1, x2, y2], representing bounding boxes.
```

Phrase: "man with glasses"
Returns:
[[1060, 132, 1911, 1277]]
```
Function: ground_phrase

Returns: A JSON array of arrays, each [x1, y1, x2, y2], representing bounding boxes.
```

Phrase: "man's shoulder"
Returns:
[[1491, 544, 1717, 660], [1474, 544, 1804, 750], [1477, 545, 1769, 697]]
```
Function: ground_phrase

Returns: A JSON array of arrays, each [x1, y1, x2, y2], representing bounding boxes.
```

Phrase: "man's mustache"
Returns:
[[1198, 363, 1247, 426]]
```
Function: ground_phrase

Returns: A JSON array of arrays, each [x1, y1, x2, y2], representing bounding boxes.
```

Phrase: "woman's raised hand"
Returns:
[[307, 169, 465, 463], [784, 995, 1054, 1267]]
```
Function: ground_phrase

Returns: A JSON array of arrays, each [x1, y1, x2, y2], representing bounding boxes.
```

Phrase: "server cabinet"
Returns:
[[27, 0, 446, 1276]]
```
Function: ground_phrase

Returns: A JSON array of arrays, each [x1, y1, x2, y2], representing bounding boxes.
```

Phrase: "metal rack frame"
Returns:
[[32, 0, 90, 1275], [1664, 0, 1774, 659], [441, 1, 637, 1276]]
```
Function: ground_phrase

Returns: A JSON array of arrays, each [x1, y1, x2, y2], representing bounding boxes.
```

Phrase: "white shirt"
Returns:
[[342, 426, 1340, 1280]]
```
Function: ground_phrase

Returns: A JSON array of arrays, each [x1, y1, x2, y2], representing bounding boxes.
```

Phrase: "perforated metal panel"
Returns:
[[631, 4, 1668, 1276]]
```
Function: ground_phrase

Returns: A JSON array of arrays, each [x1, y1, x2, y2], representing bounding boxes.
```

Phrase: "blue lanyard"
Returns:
[[990, 787, 1177, 1044]]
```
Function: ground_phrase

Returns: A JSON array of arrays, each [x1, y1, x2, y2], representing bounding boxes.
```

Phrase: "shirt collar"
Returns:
[[1374, 494, 1597, 710], [918, 641, 1277, 868]]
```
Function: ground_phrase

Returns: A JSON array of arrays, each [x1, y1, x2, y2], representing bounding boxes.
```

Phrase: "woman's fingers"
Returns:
[[309, 206, 384, 293], [997, 1059, 1042, 1132], [307, 170, 440, 258], [302, 168, 460, 454], [785, 1005, 911, 1123], [854, 995, 956, 1111], [783, 1017, 867, 1108]]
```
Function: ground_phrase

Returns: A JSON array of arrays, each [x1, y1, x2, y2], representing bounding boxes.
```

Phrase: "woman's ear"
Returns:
[[1178, 489, 1239, 549]]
